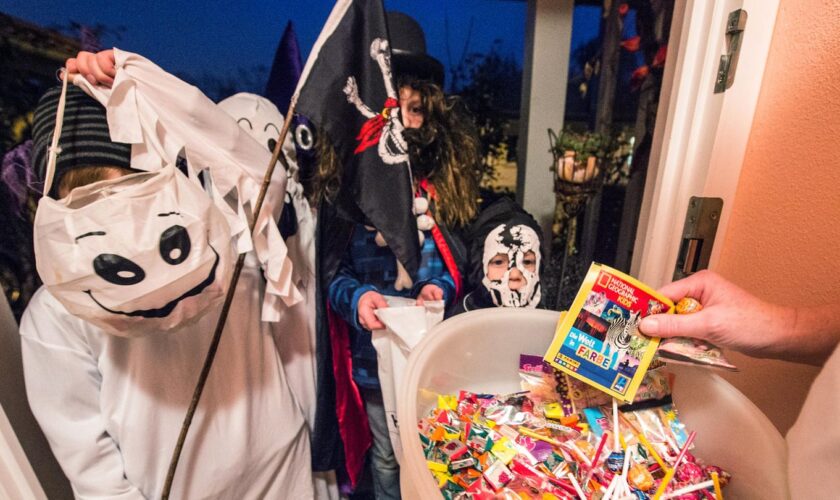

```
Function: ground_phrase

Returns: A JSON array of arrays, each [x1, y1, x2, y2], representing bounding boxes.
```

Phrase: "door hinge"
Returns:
[[715, 9, 748, 93]]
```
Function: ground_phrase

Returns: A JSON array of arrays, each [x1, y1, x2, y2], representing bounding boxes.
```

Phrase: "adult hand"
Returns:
[[65, 50, 116, 87], [416, 284, 444, 306], [358, 290, 388, 331], [639, 270, 806, 362]]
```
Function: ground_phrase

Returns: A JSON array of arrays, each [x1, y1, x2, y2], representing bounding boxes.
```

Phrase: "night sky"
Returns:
[[6, 1, 520, 87], [5, 1, 601, 94]]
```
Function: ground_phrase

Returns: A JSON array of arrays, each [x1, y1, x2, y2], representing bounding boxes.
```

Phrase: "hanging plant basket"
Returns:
[[548, 128, 608, 253], [548, 128, 606, 205], [553, 150, 604, 200], [556, 150, 601, 184]]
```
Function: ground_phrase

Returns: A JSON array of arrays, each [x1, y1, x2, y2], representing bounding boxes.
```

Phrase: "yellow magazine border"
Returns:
[[543, 263, 674, 402]]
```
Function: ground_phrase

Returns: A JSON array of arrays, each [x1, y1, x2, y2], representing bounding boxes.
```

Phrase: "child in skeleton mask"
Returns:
[[453, 197, 544, 314], [19, 57, 312, 499]]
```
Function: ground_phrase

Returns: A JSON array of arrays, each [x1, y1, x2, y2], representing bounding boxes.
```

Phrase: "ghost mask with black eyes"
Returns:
[[217, 93, 295, 168], [218, 93, 302, 240], [481, 224, 542, 308], [34, 164, 233, 337], [218, 93, 319, 284], [31, 79, 233, 337]]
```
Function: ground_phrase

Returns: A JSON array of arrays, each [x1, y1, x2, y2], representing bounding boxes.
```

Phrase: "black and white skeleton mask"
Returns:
[[481, 223, 541, 308]]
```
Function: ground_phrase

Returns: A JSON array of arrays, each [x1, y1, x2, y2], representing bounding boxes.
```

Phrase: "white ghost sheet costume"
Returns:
[[218, 93, 317, 426], [20, 272, 312, 499], [219, 93, 339, 500], [20, 50, 312, 498], [216, 93, 315, 285]]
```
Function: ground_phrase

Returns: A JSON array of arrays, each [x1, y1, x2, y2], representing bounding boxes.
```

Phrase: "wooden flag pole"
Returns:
[[161, 99, 298, 499]]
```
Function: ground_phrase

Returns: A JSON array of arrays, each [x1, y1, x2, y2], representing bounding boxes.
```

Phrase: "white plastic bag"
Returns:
[[372, 297, 444, 464]]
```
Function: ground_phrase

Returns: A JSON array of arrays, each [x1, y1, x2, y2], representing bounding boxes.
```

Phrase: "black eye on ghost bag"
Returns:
[[159, 225, 191, 265], [92, 225, 191, 286], [93, 254, 146, 285]]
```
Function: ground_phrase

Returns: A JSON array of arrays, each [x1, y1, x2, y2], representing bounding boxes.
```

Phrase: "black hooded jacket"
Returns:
[[451, 196, 544, 315]]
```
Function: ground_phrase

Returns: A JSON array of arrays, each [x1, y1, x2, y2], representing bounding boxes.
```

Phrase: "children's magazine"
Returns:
[[543, 263, 674, 402]]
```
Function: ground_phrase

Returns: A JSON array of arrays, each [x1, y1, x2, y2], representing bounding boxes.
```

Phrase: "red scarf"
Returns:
[[419, 179, 463, 298]]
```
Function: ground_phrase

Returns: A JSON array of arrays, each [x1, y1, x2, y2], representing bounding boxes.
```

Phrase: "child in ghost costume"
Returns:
[[20, 51, 313, 499], [218, 93, 339, 500], [452, 197, 544, 315]]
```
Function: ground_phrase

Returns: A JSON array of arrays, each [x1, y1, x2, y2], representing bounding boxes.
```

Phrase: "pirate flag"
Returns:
[[292, 0, 420, 484], [293, 0, 420, 283]]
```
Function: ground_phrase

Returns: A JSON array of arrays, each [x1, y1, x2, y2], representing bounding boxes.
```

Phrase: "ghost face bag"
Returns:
[[34, 165, 233, 337]]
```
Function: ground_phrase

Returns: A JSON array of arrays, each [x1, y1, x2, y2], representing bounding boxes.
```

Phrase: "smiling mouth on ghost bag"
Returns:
[[84, 246, 220, 319]]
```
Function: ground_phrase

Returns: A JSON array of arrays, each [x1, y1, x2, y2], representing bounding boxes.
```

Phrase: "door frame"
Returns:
[[632, 0, 781, 285], [0, 405, 46, 500]]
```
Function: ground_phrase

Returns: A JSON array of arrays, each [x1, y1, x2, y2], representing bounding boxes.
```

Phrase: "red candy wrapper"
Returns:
[[483, 459, 514, 491]]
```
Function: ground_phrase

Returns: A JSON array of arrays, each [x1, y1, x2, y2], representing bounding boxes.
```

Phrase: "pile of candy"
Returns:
[[418, 382, 730, 499]]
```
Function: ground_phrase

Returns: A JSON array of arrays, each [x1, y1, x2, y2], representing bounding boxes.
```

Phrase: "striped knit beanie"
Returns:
[[31, 85, 131, 197]]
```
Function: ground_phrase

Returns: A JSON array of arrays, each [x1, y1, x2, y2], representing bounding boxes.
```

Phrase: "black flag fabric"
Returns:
[[293, 0, 420, 280], [292, 0, 420, 480]]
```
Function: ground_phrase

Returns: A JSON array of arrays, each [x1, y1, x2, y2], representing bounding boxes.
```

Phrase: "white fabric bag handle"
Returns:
[[43, 73, 70, 197]]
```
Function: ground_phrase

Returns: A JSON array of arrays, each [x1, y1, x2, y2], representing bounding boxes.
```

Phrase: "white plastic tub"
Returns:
[[398, 308, 788, 499]]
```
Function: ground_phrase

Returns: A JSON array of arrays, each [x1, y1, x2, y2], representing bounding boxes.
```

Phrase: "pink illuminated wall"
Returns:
[[716, 0, 840, 433]]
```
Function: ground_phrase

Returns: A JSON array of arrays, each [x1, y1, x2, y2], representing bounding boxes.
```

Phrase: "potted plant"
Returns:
[[548, 126, 609, 185]]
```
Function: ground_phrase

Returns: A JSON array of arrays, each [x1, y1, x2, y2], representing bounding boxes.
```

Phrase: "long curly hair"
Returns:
[[399, 77, 481, 227], [307, 131, 340, 206], [308, 78, 482, 228]]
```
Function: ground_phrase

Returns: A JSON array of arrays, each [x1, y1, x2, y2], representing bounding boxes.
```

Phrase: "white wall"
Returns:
[[517, 0, 574, 239]]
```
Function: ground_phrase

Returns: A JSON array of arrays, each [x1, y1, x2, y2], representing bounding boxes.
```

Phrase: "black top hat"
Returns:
[[386, 11, 445, 86]]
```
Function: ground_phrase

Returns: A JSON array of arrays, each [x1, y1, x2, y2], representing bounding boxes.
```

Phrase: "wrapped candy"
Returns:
[[628, 462, 655, 491], [675, 297, 703, 314], [705, 465, 731, 487], [676, 461, 705, 483], [419, 370, 730, 499], [483, 459, 514, 491], [605, 450, 625, 472]]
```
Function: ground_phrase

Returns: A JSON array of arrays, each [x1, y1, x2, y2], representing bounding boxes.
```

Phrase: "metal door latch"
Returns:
[[714, 9, 747, 93], [673, 197, 723, 280]]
